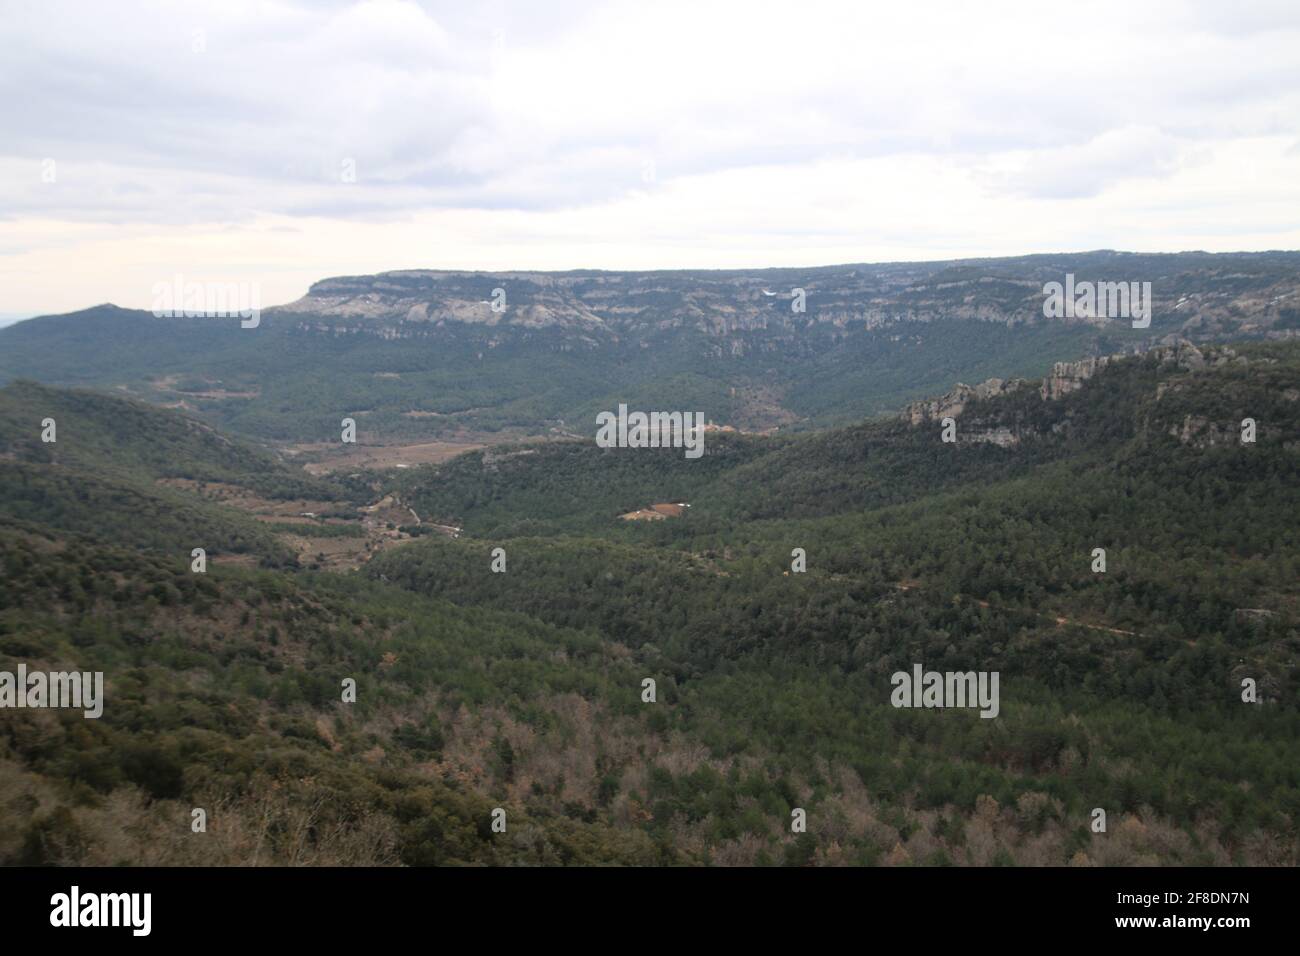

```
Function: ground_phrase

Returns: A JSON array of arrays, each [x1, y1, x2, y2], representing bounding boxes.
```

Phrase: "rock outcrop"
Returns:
[[904, 378, 1024, 425], [1039, 356, 1112, 401]]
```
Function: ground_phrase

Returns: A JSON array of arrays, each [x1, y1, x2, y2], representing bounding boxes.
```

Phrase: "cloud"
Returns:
[[981, 126, 1190, 199], [1, 0, 1299, 312]]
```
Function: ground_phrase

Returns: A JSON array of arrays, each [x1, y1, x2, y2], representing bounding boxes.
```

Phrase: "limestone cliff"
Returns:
[[904, 378, 1025, 425]]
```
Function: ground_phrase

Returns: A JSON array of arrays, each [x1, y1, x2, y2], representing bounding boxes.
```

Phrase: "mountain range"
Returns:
[[3, 251, 1297, 445]]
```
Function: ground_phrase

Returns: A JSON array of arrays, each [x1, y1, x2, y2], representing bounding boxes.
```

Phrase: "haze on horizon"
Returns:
[[2, 0, 1300, 316]]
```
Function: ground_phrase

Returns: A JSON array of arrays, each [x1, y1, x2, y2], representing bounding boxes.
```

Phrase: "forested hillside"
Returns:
[[363, 341, 1300, 863], [0, 526, 660, 865], [0, 382, 356, 563], [1, 342, 1296, 866]]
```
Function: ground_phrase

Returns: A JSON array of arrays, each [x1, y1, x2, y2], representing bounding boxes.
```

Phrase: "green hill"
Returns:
[[2, 341, 1296, 866], [0, 382, 354, 562], [358, 340, 1300, 865]]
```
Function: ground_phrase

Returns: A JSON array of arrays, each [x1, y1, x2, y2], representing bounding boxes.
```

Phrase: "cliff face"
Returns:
[[901, 339, 1277, 453], [902, 355, 1129, 433], [265, 251, 1300, 346], [1039, 356, 1114, 401], [904, 378, 1025, 425], [272, 267, 1050, 340]]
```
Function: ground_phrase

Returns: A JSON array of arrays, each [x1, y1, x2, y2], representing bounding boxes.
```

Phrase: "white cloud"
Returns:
[[1, 0, 1298, 313]]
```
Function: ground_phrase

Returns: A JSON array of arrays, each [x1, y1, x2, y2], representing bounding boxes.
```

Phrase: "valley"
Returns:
[[2, 334, 1296, 866], [4, 251, 1299, 448]]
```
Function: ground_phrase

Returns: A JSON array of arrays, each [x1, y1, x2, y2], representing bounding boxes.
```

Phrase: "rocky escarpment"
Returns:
[[903, 349, 1160, 426], [1156, 341, 1263, 449], [271, 268, 1050, 339], [900, 335, 1297, 458], [265, 251, 1300, 345], [904, 378, 1026, 425], [1040, 356, 1115, 401], [902, 339, 1266, 447], [1034, 340, 1219, 401]]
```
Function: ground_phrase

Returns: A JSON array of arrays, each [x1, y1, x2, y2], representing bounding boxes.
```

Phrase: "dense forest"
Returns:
[[1, 341, 1296, 865]]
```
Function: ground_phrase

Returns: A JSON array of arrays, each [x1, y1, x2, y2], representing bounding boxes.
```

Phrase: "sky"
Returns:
[[2, 0, 1299, 316]]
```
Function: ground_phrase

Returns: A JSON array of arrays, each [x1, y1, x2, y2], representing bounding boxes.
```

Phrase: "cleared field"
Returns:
[[288, 440, 490, 475], [286, 430, 563, 474], [155, 477, 440, 570]]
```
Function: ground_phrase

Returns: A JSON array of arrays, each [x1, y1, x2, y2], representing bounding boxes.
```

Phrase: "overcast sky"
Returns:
[[2, 0, 1299, 316]]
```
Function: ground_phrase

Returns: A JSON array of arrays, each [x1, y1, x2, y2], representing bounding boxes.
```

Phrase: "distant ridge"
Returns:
[[3, 250, 1297, 444]]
